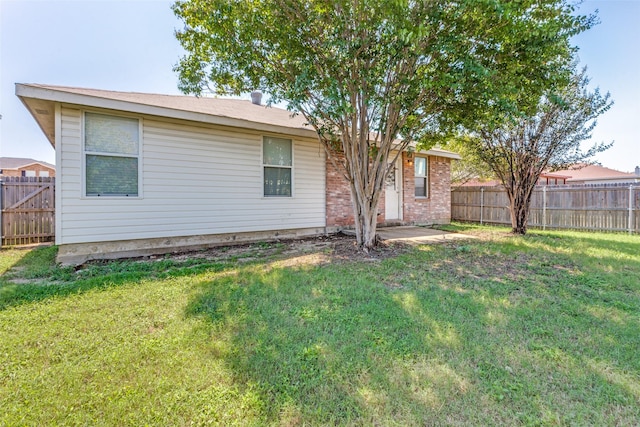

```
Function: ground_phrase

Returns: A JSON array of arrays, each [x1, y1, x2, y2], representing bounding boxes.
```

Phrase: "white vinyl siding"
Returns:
[[58, 107, 325, 244]]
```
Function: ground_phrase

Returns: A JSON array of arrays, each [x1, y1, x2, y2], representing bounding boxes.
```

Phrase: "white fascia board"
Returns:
[[399, 139, 462, 160], [422, 149, 462, 160]]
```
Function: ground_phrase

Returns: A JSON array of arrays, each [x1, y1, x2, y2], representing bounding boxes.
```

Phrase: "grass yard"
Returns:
[[1, 224, 639, 426]]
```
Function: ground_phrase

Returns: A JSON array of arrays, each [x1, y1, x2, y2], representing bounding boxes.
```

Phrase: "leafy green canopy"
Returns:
[[473, 66, 612, 178], [469, 66, 613, 234], [446, 136, 495, 187], [173, 0, 593, 145], [173, 0, 593, 248]]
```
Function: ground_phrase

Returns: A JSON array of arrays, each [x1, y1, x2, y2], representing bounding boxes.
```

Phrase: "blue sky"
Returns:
[[1, 0, 638, 172]]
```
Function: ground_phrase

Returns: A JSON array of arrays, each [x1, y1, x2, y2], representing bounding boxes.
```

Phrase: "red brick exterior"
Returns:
[[326, 152, 452, 228], [0, 163, 55, 178], [402, 153, 452, 224], [325, 154, 385, 227], [326, 154, 353, 227]]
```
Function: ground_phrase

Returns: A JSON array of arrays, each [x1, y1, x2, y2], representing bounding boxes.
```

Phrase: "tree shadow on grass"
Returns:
[[185, 243, 640, 425], [185, 262, 483, 424], [0, 246, 234, 311]]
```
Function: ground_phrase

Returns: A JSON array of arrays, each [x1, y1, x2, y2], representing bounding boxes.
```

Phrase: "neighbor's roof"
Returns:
[[15, 83, 461, 160], [553, 164, 638, 182], [0, 157, 55, 170]]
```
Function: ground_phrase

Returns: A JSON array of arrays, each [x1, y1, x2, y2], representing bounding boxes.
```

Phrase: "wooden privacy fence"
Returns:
[[1, 177, 55, 246], [452, 183, 640, 234]]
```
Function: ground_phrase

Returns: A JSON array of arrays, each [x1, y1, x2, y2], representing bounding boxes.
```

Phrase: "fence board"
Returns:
[[1, 177, 55, 246], [452, 183, 640, 234]]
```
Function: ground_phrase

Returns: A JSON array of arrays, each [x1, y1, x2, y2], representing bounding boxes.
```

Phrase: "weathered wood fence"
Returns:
[[1, 177, 55, 246], [452, 183, 640, 234]]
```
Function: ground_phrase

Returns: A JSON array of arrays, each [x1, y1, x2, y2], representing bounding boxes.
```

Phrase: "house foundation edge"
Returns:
[[56, 219, 451, 266], [56, 227, 329, 266]]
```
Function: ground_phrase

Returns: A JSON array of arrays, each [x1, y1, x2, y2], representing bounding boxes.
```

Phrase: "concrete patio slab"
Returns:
[[377, 226, 476, 245]]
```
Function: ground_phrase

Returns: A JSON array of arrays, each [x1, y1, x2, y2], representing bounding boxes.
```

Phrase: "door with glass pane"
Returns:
[[385, 157, 402, 221]]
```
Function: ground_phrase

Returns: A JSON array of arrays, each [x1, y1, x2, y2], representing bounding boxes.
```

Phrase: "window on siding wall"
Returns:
[[414, 157, 428, 197], [84, 112, 140, 197], [263, 136, 292, 196]]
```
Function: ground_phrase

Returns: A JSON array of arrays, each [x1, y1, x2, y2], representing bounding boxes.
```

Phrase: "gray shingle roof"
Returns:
[[0, 157, 55, 169], [21, 84, 310, 131], [16, 84, 460, 159]]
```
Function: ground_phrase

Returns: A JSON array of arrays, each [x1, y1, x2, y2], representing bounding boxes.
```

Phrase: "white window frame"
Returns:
[[415, 156, 429, 198], [82, 111, 143, 198], [262, 136, 294, 197]]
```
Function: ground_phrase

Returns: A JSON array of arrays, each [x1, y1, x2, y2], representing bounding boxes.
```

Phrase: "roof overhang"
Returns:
[[417, 147, 462, 160], [400, 141, 462, 160], [15, 84, 461, 161], [567, 176, 640, 182], [16, 84, 319, 147], [17, 90, 57, 147]]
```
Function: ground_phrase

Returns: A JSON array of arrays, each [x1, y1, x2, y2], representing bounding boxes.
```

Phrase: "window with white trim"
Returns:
[[84, 112, 140, 197], [263, 136, 292, 197], [414, 157, 428, 197]]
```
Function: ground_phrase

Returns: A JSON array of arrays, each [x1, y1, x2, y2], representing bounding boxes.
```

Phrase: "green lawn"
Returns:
[[1, 225, 639, 426]]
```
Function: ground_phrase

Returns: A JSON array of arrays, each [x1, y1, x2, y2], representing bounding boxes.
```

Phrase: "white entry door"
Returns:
[[385, 158, 402, 221]]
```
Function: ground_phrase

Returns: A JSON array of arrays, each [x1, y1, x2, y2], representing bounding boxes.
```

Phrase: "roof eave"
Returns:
[[16, 84, 318, 142], [421, 148, 462, 160], [15, 84, 463, 161], [568, 176, 639, 182], [401, 140, 461, 160], [16, 87, 56, 147]]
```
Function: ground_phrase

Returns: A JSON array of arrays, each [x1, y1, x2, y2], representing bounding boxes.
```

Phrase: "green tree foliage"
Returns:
[[173, 0, 594, 250], [470, 66, 612, 234], [445, 137, 494, 188]]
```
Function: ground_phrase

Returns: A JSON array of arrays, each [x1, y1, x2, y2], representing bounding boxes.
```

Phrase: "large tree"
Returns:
[[173, 0, 593, 250], [470, 66, 612, 234]]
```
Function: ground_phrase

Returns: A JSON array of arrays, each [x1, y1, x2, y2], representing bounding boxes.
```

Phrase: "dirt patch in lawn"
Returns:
[[145, 233, 412, 266]]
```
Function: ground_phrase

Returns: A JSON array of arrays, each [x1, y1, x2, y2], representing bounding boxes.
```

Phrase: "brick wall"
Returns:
[[0, 164, 55, 178], [326, 152, 452, 228], [325, 154, 385, 227], [401, 153, 452, 224]]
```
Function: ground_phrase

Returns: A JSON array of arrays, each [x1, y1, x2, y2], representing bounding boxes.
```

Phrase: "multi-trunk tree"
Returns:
[[469, 67, 612, 234], [173, 0, 594, 250]]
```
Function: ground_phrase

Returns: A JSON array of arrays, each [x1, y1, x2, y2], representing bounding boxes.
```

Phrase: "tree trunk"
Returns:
[[349, 180, 380, 251], [507, 183, 533, 235]]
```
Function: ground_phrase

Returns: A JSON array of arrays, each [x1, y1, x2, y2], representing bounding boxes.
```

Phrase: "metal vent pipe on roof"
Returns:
[[250, 91, 262, 105]]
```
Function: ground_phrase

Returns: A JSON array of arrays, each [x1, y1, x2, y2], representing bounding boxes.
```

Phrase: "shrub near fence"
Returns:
[[0, 177, 55, 246], [451, 183, 640, 234]]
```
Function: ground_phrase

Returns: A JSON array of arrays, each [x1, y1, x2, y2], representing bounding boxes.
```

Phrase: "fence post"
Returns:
[[480, 187, 484, 225], [629, 185, 634, 235], [543, 186, 547, 230]]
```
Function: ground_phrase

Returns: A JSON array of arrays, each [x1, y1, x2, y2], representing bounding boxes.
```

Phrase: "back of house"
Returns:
[[16, 84, 459, 264]]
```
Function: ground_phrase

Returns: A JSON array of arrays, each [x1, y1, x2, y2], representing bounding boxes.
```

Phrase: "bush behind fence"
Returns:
[[452, 183, 640, 234]]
